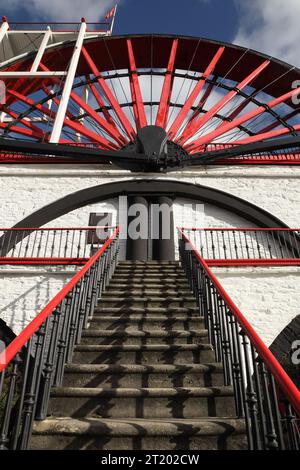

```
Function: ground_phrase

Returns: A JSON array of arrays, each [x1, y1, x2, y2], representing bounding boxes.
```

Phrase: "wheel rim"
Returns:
[[2, 35, 300, 160]]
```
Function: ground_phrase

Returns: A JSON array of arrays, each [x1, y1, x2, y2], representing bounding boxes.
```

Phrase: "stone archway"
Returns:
[[0, 178, 292, 260], [270, 316, 300, 388], [11, 179, 290, 229]]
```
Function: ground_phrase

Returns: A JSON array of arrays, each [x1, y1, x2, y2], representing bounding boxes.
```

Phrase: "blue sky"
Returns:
[[1, 0, 300, 66], [114, 0, 239, 40]]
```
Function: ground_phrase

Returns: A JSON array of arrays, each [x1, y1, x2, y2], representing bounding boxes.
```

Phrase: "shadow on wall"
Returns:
[[0, 274, 71, 335]]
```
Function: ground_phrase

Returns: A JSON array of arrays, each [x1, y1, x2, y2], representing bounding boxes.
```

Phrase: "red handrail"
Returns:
[[0, 226, 119, 372], [179, 228, 300, 416]]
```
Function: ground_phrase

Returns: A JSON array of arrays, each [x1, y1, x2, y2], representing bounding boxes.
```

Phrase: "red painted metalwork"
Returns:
[[180, 227, 300, 231], [177, 80, 215, 144], [7, 88, 117, 148], [39, 63, 125, 146], [1, 35, 300, 163], [0, 227, 117, 264], [0, 226, 119, 372], [82, 46, 135, 140], [206, 258, 300, 266], [180, 227, 300, 266], [155, 39, 178, 128], [186, 85, 300, 152], [168, 46, 225, 140], [229, 124, 300, 146], [179, 228, 300, 416], [126, 39, 147, 130], [0, 257, 88, 265], [180, 59, 270, 147]]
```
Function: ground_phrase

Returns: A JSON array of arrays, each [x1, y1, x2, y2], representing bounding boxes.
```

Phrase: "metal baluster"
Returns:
[[217, 298, 232, 386], [251, 349, 268, 449], [35, 308, 62, 420], [283, 401, 299, 450], [233, 230, 239, 259], [221, 230, 227, 259], [0, 352, 23, 449], [240, 332, 260, 449], [258, 360, 280, 449], [64, 230, 70, 258], [53, 297, 72, 386], [17, 319, 50, 448], [66, 286, 82, 362], [43, 229, 51, 258], [268, 373, 285, 450]]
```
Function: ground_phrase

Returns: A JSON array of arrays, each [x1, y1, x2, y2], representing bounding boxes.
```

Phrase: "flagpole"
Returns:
[[109, 4, 118, 35]]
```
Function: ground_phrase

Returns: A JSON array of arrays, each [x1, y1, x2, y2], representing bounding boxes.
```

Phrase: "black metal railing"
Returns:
[[0, 227, 119, 450], [181, 228, 300, 264], [202, 143, 300, 164], [0, 226, 116, 263], [178, 228, 300, 450]]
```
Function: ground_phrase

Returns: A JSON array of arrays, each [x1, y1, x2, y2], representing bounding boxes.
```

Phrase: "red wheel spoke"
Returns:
[[176, 80, 214, 143], [256, 109, 299, 135], [88, 81, 127, 141], [168, 46, 225, 141], [7, 89, 117, 149], [156, 39, 178, 128], [1, 106, 48, 137], [186, 84, 300, 151], [181, 59, 270, 146], [82, 47, 135, 140], [0, 121, 44, 139], [1, 34, 300, 165], [39, 63, 126, 146], [230, 123, 300, 146], [127, 39, 147, 130], [206, 94, 254, 138]]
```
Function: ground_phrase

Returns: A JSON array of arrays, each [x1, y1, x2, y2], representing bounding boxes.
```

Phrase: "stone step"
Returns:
[[48, 386, 235, 419], [118, 260, 180, 266], [112, 274, 188, 280], [94, 306, 200, 315], [103, 289, 192, 296], [31, 417, 247, 450], [63, 363, 224, 388], [114, 266, 186, 279], [109, 282, 190, 288], [80, 329, 209, 345], [73, 343, 215, 364], [115, 263, 181, 268], [113, 270, 185, 275], [98, 296, 197, 308], [88, 315, 205, 330]]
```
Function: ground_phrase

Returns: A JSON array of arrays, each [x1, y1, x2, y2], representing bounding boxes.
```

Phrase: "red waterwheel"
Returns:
[[1, 35, 300, 169]]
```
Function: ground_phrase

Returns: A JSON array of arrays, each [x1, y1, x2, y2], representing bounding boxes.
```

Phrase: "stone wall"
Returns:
[[0, 163, 299, 344]]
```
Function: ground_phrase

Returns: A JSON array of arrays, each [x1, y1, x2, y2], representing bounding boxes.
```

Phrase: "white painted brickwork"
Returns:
[[212, 267, 300, 347], [0, 163, 299, 345], [0, 266, 77, 335]]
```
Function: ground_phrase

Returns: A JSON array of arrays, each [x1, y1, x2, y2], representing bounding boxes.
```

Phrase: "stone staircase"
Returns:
[[31, 261, 247, 450]]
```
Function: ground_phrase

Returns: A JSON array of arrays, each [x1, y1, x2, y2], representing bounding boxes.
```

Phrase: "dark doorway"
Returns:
[[126, 195, 175, 261]]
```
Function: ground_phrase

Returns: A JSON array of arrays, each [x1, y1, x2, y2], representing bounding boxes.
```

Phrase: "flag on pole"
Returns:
[[105, 5, 116, 20]]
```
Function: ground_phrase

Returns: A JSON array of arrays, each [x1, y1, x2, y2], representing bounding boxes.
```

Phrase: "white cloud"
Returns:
[[0, 0, 118, 22], [234, 0, 300, 67]]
